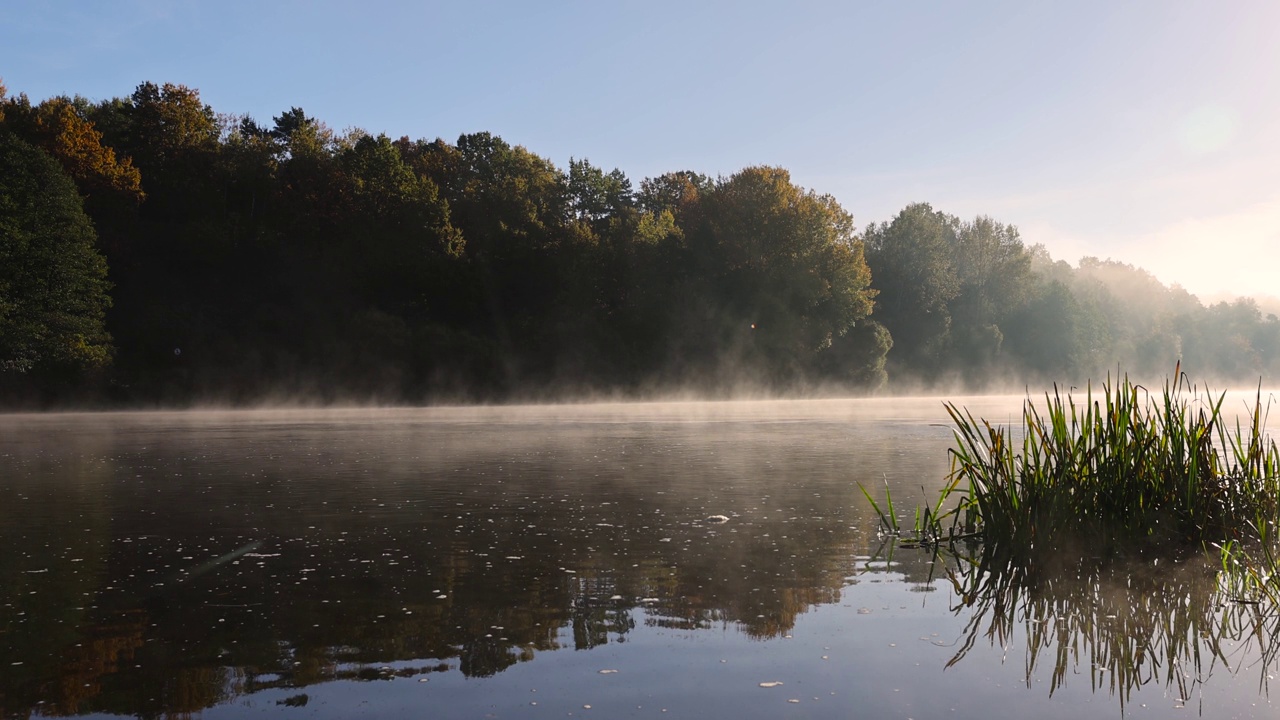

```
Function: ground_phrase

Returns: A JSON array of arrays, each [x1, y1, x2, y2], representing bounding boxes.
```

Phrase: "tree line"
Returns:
[[1, 80, 1277, 406]]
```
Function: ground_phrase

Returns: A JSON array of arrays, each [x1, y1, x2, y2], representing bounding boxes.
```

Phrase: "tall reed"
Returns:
[[870, 371, 1280, 565]]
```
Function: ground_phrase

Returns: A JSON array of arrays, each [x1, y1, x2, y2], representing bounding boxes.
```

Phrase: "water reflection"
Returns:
[[1, 402, 955, 718], [940, 544, 1280, 713], [3, 398, 1276, 719]]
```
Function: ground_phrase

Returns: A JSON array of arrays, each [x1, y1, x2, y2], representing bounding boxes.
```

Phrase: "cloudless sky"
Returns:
[[3, 0, 1278, 301]]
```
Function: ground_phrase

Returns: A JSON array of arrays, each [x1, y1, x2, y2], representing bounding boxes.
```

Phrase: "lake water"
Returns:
[[2, 394, 1278, 719]]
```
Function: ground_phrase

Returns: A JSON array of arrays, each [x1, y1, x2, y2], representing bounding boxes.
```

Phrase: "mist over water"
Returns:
[[2, 395, 1278, 718]]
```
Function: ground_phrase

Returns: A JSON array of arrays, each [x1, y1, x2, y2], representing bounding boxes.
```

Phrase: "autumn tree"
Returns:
[[0, 95, 144, 209]]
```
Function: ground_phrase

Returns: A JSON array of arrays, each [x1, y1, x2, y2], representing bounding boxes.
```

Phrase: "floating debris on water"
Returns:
[[599, 669, 618, 674], [759, 681, 783, 688]]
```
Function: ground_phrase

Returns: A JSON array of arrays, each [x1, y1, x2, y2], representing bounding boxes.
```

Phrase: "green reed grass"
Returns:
[[864, 370, 1280, 565], [856, 372, 1280, 701]]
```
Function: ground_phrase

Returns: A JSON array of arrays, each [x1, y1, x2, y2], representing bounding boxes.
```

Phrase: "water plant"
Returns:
[[858, 372, 1280, 708], [865, 369, 1280, 569]]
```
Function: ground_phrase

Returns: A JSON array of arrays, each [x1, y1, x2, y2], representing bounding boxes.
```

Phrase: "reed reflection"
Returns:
[[940, 545, 1280, 713]]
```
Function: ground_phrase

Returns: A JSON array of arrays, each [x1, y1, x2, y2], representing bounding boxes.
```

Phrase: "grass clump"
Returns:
[[867, 369, 1280, 563], [858, 371, 1280, 699]]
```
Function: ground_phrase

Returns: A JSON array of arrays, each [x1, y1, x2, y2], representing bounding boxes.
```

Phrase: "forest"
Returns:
[[1, 80, 1278, 407]]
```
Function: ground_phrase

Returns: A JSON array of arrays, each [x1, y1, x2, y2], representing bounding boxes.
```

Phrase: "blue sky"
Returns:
[[4, 0, 1278, 301]]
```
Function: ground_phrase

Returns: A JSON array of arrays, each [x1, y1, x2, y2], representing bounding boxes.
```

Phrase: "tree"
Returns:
[[948, 216, 1033, 371], [684, 166, 879, 383], [421, 132, 581, 385], [638, 170, 710, 221], [567, 157, 633, 225], [0, 130, 112, 377], [863, 203, 960, 377], [333, 133, 463, 307], [0, 95, 144, 209], [126, 81, 219, 168]]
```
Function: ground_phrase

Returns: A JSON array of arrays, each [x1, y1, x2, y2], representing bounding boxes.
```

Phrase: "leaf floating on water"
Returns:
[[759, 681, 784, 688]]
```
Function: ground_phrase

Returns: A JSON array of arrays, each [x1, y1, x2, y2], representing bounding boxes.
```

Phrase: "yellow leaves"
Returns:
[[634, 209, 680, 246], [37, 100, 144, 202], [2, 96, 144, 204]]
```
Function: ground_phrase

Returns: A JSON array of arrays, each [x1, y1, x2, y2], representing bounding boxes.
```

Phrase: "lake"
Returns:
[[2, 394, 1278, 719]]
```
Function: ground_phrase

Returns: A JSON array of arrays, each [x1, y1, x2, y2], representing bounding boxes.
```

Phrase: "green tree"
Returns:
[[125, 81, 219, 169], [0, 130, 112, 378], [948, 216, 1033, 372], [863, 203, 959, 378], [333, 133, 463, 308], [421, 132, 582, 386], [567, 157, 633, 226], [685, 166, 879, 384]]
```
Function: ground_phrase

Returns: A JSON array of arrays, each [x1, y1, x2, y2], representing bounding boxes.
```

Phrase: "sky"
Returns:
[[3, 0, 1278, 302]]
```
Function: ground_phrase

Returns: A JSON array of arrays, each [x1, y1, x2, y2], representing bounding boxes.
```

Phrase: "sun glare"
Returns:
[[1177, 105, 1238, 155]]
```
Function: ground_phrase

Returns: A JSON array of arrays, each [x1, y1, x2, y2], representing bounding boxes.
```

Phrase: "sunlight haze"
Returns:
[[3, 0, 1277, 299]]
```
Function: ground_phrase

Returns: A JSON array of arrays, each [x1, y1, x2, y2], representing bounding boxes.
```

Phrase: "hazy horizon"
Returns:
[[3, 0, 1277, 300]]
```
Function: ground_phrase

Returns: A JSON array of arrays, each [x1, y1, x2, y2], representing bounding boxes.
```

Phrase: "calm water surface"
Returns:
[[2, 395, 1277, 719]]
